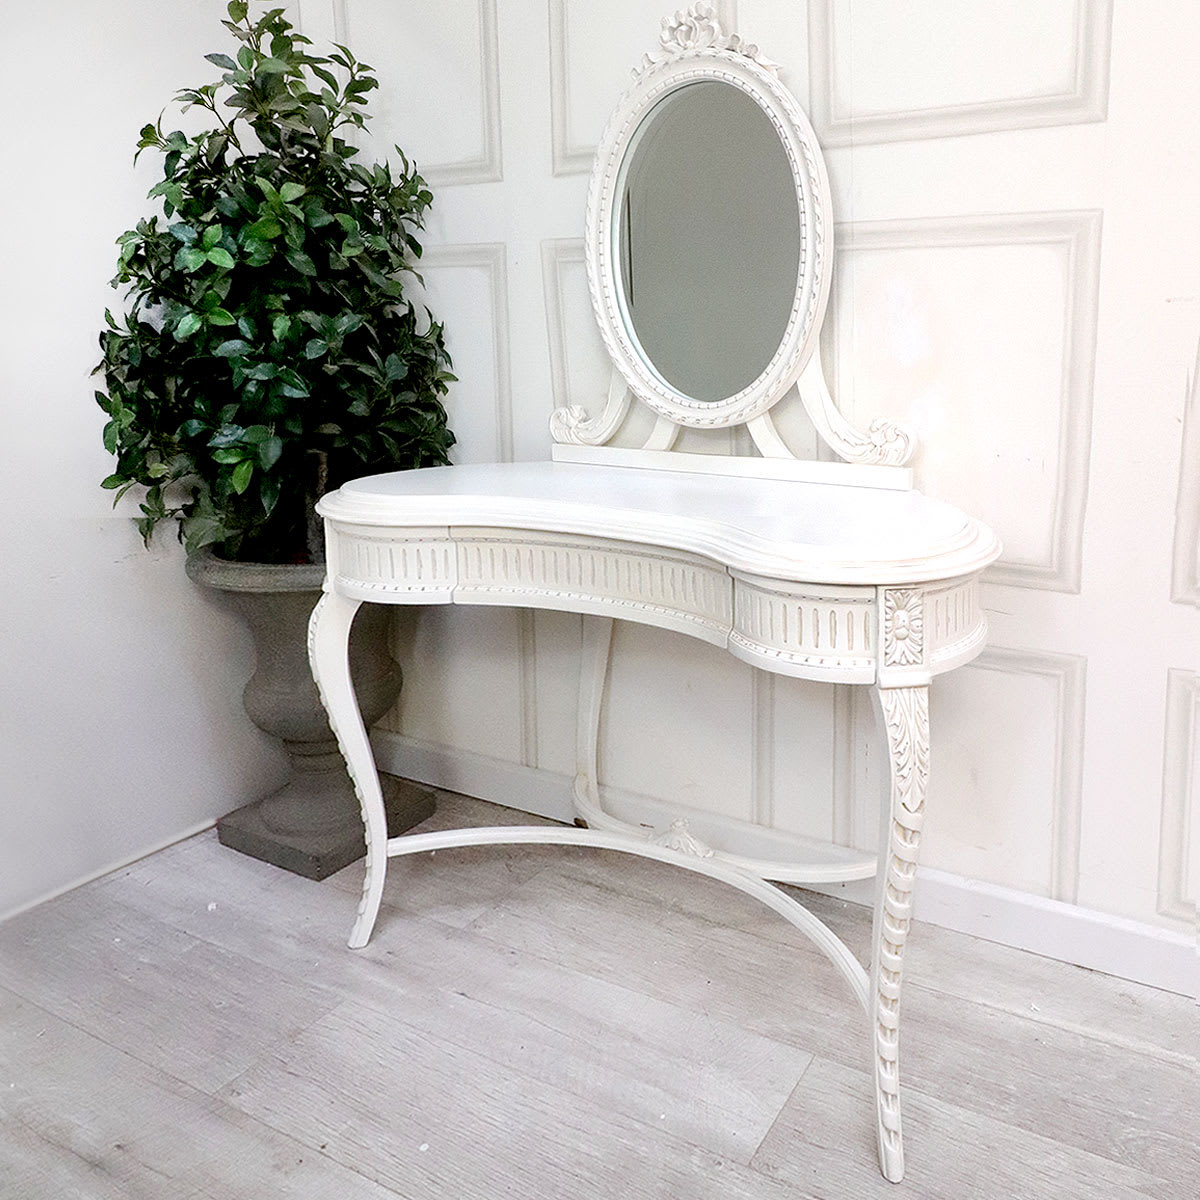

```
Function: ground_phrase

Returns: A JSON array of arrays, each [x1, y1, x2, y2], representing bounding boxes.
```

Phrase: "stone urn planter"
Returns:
[[187, 550, 434, 879]]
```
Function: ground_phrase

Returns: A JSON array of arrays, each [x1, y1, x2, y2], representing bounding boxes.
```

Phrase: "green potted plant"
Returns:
[[95, 1, 454, 877]]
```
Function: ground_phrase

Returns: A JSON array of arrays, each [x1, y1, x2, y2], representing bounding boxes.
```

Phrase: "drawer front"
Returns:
[[731, 575, 878, 682], [330, 525, 457, 601], [453, 529, 732, 645]]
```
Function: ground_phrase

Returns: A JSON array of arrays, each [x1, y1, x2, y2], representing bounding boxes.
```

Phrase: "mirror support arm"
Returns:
[[747, 408, 796, 458], [798, 351, 917, 467], [641, 414, 680, 451]]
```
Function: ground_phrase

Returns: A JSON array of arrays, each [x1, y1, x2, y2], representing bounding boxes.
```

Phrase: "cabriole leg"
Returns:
[[871, 683, 930, 1182], [308, 590, 387, 948]]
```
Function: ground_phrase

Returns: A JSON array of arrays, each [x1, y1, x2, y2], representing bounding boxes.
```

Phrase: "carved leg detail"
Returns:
[[872, 684, 929, 1183], [308, 590, 387, 948]]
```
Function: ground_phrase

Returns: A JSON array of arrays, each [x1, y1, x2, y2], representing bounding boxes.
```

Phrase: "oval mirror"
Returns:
[[585, 34, 833, 431], [616, 81, 802, 404]]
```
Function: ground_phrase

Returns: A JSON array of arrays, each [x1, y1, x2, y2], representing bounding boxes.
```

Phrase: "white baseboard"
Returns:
[[374, 731, 576, 825], [807, 872, 1197, 1000], [0, 816, 218, 926], [373, 731, 1198, 999]]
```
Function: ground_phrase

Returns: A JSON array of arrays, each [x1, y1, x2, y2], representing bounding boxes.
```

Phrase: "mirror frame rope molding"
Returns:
[[550, 3, 915, 468]]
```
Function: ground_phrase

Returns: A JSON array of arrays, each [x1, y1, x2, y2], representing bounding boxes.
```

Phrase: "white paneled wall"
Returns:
[[829, 212, 1101, 592], [1159, 669, 1198, 924], [808, 0, 1112, 144], [305, 1, 1197, 991]]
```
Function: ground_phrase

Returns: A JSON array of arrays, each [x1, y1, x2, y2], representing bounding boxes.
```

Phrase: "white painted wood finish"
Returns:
[[309, 7, 1007, 1182]]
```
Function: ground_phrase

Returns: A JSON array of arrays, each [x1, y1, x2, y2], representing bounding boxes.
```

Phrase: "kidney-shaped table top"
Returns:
[[318, 461, 1000, 587]]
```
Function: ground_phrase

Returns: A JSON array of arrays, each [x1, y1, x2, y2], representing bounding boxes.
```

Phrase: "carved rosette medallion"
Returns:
[[650, 818, 716, 859], [638, 4, 780, 77], [883, 588, 924, 668]]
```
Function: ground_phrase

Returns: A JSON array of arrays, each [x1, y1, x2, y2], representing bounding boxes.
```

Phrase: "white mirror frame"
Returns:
[[585, 12, 829, 431], [551, 5, 915, 472]]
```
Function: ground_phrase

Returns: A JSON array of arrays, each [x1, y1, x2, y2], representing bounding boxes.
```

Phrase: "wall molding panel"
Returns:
[[751, 671, 776, 826], [831, 685, 856, 846], [421, 243, 514, 464], [540, 237, 587, 411], [1170, 340, 1200, 607], [1158, 669, 1198, 924], [334, 0, 502, 186], [517, 611, 540, 769], [968, 646, 1088, 905], [808, 0, 1113, 146], [548, 2, 598, 177], [834, 211, 1102, 593]]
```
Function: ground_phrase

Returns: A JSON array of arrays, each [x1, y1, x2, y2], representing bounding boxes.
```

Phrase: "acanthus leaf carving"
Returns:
[[872, 683, 930, 1177], [550, 372, 632, 446], [879, 684, 931, 815], [863, 419, 917, 466], [549, 404, 600, 445], [638, 4, 780, 78]]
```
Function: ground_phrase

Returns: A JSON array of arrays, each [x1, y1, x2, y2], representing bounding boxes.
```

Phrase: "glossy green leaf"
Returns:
[[259, 471, 282, 516], [174, 312, 203, 340], [245, 217, 282, 240], [176, 247, 208, 272], [285, 249, 316, 276], [258, 435, 284, 470], [231, 459, 254, 493]]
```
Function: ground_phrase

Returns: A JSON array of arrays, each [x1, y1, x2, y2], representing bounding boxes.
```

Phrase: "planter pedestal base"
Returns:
[[186, 550, 432, 880], [217, 771, 435, 880]]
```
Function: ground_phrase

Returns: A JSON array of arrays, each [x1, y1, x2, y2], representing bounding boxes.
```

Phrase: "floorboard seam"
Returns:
[[904, 982, 1200, 1071]]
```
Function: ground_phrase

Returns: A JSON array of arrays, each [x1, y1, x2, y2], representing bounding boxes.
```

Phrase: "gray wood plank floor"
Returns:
[[0, 790, 1195, 1199]]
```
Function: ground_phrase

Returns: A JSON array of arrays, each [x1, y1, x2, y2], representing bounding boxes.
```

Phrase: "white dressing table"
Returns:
[[310, 6, 1000, 1183]]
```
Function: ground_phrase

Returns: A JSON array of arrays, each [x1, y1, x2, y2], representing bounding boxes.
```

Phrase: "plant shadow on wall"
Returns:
[[92, 1, 455, 878]]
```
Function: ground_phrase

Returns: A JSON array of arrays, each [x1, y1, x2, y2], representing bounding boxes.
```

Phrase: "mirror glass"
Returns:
[[617, 81, 802, 404]]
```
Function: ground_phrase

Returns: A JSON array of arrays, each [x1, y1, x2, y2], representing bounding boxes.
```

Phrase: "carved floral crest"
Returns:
[[883, 589, 924, 667], [638, 3, 780, 76]]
